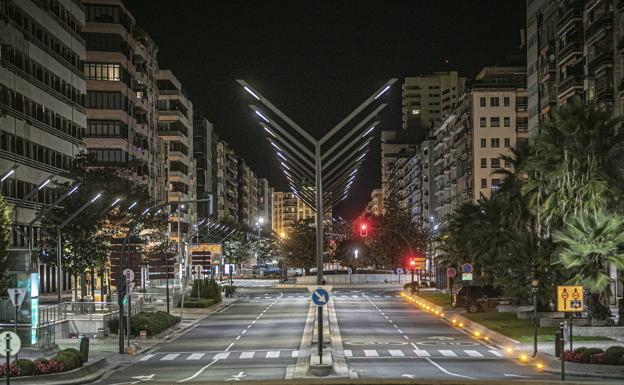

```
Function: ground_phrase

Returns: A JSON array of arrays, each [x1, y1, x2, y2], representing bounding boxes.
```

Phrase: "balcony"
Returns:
[[557, 8, 583, 32], [558, 76, 583, 97], [594, 87, 614, 106], [588, 50, 613, 75], [619, 0, 624, 11], [516, 123, 529, 132], [558, 41, 583, 64], [585, 14, 613, 45]]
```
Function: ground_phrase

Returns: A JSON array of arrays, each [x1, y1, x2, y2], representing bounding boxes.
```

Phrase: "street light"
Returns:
[[354, 249, 358, 274], [0, 165, 18, 182]]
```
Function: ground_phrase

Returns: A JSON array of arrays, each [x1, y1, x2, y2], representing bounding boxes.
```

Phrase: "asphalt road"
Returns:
[[94, 285, 620, 384]]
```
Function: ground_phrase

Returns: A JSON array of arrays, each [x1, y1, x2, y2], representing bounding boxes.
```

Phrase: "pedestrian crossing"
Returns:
[[341, 348, 506, 359], [137, 350, 303, 363]]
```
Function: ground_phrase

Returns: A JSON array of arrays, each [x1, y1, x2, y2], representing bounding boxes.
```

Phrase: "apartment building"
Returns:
[[215, 140, 238, 223], [193, 116, 215, 220], [272, 191, 331, 237], [257, 178, 273, 230], [0, 0, 87, 337], [82, 0, 165, 202], [156, 69, 196, 240], [237, 159, 258, 228], [364, 189, 383, 216]]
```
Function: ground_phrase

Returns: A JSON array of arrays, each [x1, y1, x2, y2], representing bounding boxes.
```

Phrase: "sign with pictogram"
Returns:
[[7, 288, 26, 309], [446, 268, 457, 278], [462, 263, 473, 274], [411, 257, 426, 269], [557, 285, 584, 312]]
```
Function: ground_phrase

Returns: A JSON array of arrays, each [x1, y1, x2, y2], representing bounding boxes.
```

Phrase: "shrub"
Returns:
[[573, 347, 586, 355], [54, 348, 82, 371], [46, 359, 64, 374], [16, 359, 35, 376], [129, 311, 180, 337], [0, 362, 20, 377], [580, 348, 603, 364], [183, 298, 215, 308], [604, 346, 624, 365], [63, 348, 83, 366], [562, 350, 583, 363], [590, 352, 605, 365], [403, 282, 419, 292]]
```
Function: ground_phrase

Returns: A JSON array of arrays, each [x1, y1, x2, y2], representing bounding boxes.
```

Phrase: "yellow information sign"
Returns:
[[556, 285, 584, 312]]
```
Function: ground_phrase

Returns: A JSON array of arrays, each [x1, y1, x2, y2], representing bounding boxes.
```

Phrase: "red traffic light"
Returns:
[[409, 259, 416, 267], [359, 223, 368, 237]]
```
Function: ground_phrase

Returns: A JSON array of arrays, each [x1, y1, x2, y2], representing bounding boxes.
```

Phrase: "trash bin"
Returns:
[[554, 330, 562, 358], [79, 336, 90, 363]]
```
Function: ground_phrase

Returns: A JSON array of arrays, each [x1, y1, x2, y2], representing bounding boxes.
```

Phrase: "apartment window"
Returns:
[[480, 158, 487, 168], [480, 97, 486, 107], [490, 97, 499, 107], [88, 148, 128, 163], [491, 158, 500, 169], [480, 117, 487, 127], [492, 178, 501, 190], [86, 91, 132, 113], [504, 96, 510, 106], [480, 138, 486, 148], [504, 138, 511, 147], [504, 159, 511, 168], [491, 138, 500, 147], [490, 117, 500, 127], [84, 62, 124, 82], [84, 120, 129, 138], [504, 117, 510, 127], [481, 178, 487, 188]]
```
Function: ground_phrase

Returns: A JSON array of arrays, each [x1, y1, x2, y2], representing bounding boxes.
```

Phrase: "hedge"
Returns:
[[180, 298, 216, 308], [0, 348, 80, 378], [604, 346, 624, 365], [110, 311, 180, 337]]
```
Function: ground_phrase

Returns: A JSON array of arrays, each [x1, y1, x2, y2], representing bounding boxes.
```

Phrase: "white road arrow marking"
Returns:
[[131, 374, 155, 381], [402, 374, 415, 379], [225, 371, 246, 381]]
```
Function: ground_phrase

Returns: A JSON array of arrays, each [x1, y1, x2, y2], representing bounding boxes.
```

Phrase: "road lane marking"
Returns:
[[235, 336, 241, 340], [403, 335, 409, 340], [291, 350, 299, 358], [266, 351, 280, 358], [438, 350, 457, 357], [363, 349, 378, 357], [425, 357, 475, 380], [240, 351, 255, 359], [213, 352, 230, 360], [389, 350, 405, 357], [344, 349, 353, 357], [241, 330, 247, 334], [139, 354, 155, 361], [178, 359, 219, 383], [488, 349, 504, 357], [225, 343, 234, 351], [503, 374, 532, 378], [398, 329, 404, 333], [413, 349, 430, 357], [464, 350, 483, 357], [161, 353, 180, 361], [187, 353, 204, 360]]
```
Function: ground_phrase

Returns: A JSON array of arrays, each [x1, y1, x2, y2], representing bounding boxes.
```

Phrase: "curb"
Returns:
[[537, 352, 624, 380], [11, 357, 108, 384]]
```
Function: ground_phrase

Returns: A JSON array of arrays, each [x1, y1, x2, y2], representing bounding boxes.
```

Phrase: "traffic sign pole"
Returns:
[[5, 334, 9, 385]]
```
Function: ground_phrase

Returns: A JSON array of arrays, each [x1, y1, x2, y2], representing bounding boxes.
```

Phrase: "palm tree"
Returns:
[[553, 210, 624, 320]]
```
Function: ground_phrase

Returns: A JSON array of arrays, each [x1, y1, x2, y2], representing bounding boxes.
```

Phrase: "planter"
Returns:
[[12, 358, 107, 384]]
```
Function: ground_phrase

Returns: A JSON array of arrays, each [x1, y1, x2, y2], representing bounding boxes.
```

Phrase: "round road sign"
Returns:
[[462, 263, 473, 274], [0, 331, 21, 357], [123, 268, 135, 282], [446, 268, 457, 278]]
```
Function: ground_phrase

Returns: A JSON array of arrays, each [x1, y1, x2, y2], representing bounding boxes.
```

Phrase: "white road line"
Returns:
[[251, 320, 256, 324], [425, 357, 475, 380], [389, 350, 405, 357], [213, 352, 230, 360], [291, 350, 299, 358], [161, 353, 180, 361], [225, 343, 234, 351], [403, 335, 409, 340], [247, 325, 252, 329], [438, 350, 457, 357], [488, 349, 504, 357], [235, 336, 241, 340], [464, 350, 483, 357], [398, 329, 404, 333], [177, 359, 219, 383], [393, 325, 398, 329], [240, 351, 255, 359], [266, 351, 280, 358], [352, 295, 358, 298], [241, 330, 247, 334], [344, 350, 353, 357], [363, 350, 379, 357], [413, 349, 430, 357], [139, 354, 154, 361], [187, 353, 205, 360]]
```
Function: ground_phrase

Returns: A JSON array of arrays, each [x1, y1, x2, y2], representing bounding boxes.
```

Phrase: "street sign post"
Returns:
[[462, 263, 473, 274], [7, 288, 26, 334], [312, 287, 329, 306], [557, 285, 584, 352], [0, 331, 21, 385], [462, 273, 473, 281], [312, 287, 330, 363], [447, 268, 457, 305]]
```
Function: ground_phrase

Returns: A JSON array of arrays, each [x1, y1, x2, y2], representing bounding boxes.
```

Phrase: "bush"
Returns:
[[604, 346, 624, 365], [562, 350, 583, 363], [54, 348, 83, 371], [0, 362, 20, 377], [580, 348, 603, 364], [403, 282, 419, 292], [129, 311, 180, 337], [16, 359, 35, 376], [46, 359, 64, 374], [590, 352, 605, 365], [182, 298, 215, 308]]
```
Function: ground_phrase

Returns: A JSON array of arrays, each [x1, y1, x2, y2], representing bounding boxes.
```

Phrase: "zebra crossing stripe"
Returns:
[[464, 350, 483, 357], [213, 352, 230, 360], [291, 350, 299, 358], [389, 350, 405, 357], [187, 353, 205, 360], [161, 353, 180, 361], [363, 350, 379, 357], [344, 350, 353, 357], [488, 350, 504, 357], [266, 351, 280, 358], [413, 349, 430, 357], [438, 350, 457, 357], [139, 354, 155, 361], [240, 352, 255, 359]]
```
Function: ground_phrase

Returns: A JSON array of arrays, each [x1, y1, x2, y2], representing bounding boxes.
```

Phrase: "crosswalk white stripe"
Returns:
[[352, 295, 358, 298], [464, 350, 483, 357], [161, 353, 180, 361], [139, 354, 155, 361], [438, 350, 457, 357], [291, 350, 299, 358], [187, 353, 205, 360], [389, 349, 405, 357], [266, 351, 280, 358], [488, 350, 504, 357], [364, 349, 379, 357], [213, 352, 230, 360], [413, 349, 430, 357], [344, 349, 353, 357], [240, 351, 255, 359]]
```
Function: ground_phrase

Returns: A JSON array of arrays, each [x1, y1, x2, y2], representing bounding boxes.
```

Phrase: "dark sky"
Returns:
[[125, 0, 526, 219]]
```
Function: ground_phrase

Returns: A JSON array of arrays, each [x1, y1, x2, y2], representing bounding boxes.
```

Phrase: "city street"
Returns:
[[92, 286, 619, 384]]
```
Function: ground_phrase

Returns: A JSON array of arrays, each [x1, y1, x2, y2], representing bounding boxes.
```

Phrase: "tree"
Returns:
[[553, 210, 624, 320], [282, 219, 317, 275], [0, 195, 11, 295]]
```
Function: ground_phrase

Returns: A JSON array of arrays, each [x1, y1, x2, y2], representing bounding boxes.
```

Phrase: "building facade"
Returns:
[[0, 0, 87, 339], [364, 189, 383, 216], [192, 116, 214, 220], [271, 191, 331, 238]]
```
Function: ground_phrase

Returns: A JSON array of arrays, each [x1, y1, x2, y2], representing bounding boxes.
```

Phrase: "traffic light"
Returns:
[[118, 282, 127, 306], [360, 223, 368, 237], [409, 258, 416, 269]]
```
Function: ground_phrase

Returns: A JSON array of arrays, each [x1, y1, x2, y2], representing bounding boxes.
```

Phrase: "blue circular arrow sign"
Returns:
[[462, 263, 473, 274], [312, 288, 330, 306]]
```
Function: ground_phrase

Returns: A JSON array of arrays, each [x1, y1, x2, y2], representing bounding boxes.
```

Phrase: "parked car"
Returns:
[[453, 285, 504, 313]]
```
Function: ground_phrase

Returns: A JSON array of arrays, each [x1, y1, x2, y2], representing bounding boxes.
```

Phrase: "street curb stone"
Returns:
[[10, 357, 108, 384]]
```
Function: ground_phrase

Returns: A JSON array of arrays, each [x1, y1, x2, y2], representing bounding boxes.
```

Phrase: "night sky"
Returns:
[[125, 0, 526, 219]]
